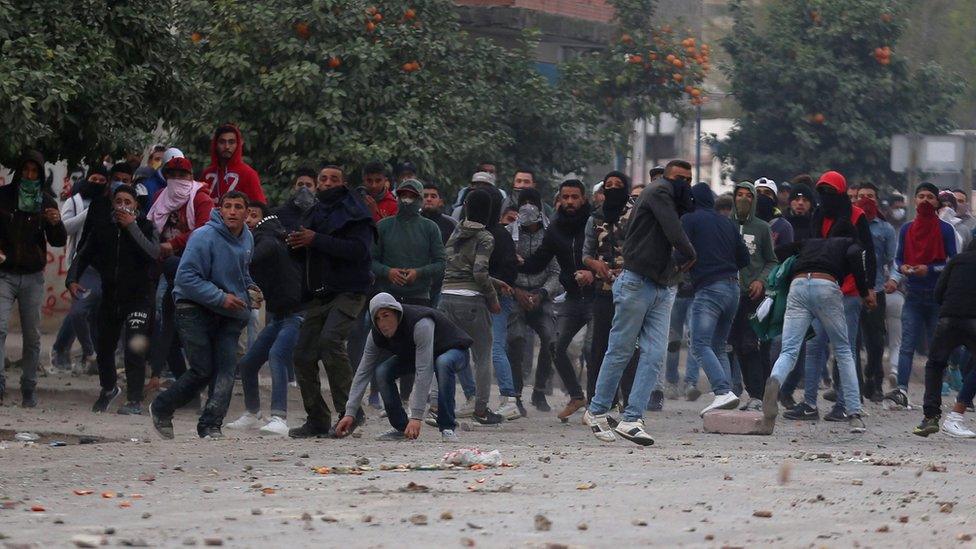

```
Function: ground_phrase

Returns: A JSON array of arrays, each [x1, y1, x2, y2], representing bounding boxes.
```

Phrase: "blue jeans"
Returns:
[[897, 289, 940, 389], [589, 270, 675, 422], [770, 278, 861, 415], [238, 312, 301, 418], [688, 279, 739, 395], [490, 295, 517, 397], [803, 294, 862, 409], [376, 348, 468, 431], [152, 303, 247, 432], [53, 268, 102, 358], [666, 295, 700, 385]]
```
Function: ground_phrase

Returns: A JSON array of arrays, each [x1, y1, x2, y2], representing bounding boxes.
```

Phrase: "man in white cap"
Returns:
[[140, 147, 185, 214], [754, 177, 794, 248], [452, 171, 497, 220]]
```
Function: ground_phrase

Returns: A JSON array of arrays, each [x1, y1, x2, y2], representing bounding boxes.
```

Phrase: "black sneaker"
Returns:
[[21, 388, 37, 408], [778, 392, 797, 411], [913, 416, 940, 437], [883, 388, 910, 410], [117, 401, 143, 415], [198, 426, 223, 439], [823, 404, 848, 422], [288, 420, 331, 439], [646, 390, 664, 412], [531, 391, 551, 412], [149, 401, 174, 439], [472, 410, 504, 425], [516, 397, 528, 418], [848, 412, 866, 433], [783, 402, 819, 421], [823, 388, 837, 402], [92, 386, 121, 413]]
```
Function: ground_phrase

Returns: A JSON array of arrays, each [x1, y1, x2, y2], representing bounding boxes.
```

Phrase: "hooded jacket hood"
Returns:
[[733, 181, 757, 223], [691, 182, 715, 210], [368, 292, 403, 329], [203, 123, 266, 203], [209, 123, 245, 170], [206, 207, 248, 244], [817, 171, 847, 194]]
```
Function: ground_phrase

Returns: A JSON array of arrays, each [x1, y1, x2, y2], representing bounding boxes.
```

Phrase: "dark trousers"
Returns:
[[293, 293, 366, 429], [551, 296, 589, 400], [507, 299, 555, 396], [152, 303, 247, 433], [149, 256, 186, 378], [922, 317, 976, 419], [96, 297, 151, 403], [857, 292, 887, 397], [728, 293, 770, 399], [590, 292, 638, 404]]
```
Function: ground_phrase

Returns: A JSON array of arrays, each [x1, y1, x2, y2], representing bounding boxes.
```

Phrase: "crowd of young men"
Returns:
[[2, 125, 976, 445]]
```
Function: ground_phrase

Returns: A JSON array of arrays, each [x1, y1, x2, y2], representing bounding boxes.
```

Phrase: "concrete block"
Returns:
[[702, 410, 773, 435]]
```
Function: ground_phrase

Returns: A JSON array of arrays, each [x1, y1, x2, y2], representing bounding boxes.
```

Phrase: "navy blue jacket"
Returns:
[[677, 183, 750, 290]]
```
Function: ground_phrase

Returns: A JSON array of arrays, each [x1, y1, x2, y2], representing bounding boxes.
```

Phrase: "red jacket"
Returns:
[[369, 189, 398, 222], [202, 124, 266, 204]]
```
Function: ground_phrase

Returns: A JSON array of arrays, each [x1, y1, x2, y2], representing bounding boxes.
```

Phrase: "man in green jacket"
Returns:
[[729, 181, 778, 410]]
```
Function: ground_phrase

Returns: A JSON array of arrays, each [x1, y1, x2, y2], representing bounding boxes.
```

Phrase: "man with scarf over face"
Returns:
[[275, 167, 319, 231], [0, 151, 66, 406], [854, 183, 897, 402], [519, 179, 593, 422], [790, 171, 876, 422], [50, 164, 110, 373], [584, 160, 696, 446], [285, 165, 374, 438], [582, 171, 641, 407], [882, 182, 957, 410]]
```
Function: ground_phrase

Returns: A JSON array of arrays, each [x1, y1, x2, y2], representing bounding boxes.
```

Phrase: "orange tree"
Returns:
[[559, 0, 711, 150], [175, 0, 609, 197], [719, 0, 961, 185]]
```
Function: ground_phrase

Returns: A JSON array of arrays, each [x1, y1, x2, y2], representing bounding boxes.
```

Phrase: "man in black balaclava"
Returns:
[[519, 179, 593, 422]]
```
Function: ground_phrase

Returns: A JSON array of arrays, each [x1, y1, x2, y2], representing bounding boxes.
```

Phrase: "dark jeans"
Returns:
[[858, 292, 887, 396], [150, 256, 186, 378], [590, 292, 637, 404], [152, 303, 247, 432], [238, 312, 301, 418], [293, 293, 366, 429], [552, 296, 589, 400], [53, 267, 101, 358], [728, 293, 769, 399], [376, 348, 468, 432], [96, 298, 151, 403], [922, 317, 976, 419], [507, 298, 555, 396]]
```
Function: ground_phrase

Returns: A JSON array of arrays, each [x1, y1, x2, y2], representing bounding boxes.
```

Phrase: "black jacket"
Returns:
[[294, 186, 375, 299], [0, 151, 67, 274], [810, 207, 877, 292], [935, 249, 976, 318], [787, 237, 870, 297], [66, 196, 158, 304], [520, 205, 593, 299], [422, 210, 458, 245], [372, 304, 473, 363], [251, 215, 302, 314], [623, 180, 696, 286]]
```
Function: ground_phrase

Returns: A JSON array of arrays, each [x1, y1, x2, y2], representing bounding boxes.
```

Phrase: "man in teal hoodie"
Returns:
[[150, 191, 259, 440], [729, 181, 778, 410]]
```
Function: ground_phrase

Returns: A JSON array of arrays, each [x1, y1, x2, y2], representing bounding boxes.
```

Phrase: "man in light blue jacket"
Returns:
[[150, 191, 259, 440]]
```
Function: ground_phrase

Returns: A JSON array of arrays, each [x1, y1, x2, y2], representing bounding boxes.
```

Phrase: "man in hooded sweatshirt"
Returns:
[[677, 183, 751, 417], [286, 165, 375, 438], [202, 124, 266, 204], [0, 151, 67, 406], [335, 293, 473, 442], [784, 175, 817, 241], [275, 167, 319, 232], [790, 171, 876, 422], [728, 180, 778, 411], [584, 160, 696, 446], [520, 179, 594, 421], [882, 182, 957, 410], [754, 178, 794, 248], [150, 191, 257, 439]]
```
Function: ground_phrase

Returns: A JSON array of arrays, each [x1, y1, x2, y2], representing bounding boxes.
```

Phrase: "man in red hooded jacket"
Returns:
[[202, 124, 266, 204]]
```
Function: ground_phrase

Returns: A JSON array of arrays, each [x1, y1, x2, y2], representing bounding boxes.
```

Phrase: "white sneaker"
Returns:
[[456, 396, 476, 418], [495, 397, 520, 420], [700, 392, 740, 417], [941, 412, 976, 438], [583, 410, 616, 443], [259, 416, 289, 436], [613, 418, 655, 446], [226, 412, 263, 430], [441, 429, 459, 443]]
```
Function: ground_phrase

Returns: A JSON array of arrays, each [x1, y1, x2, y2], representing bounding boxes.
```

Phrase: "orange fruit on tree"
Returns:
[[673, 73, 684, 82], [190, 32, 202, 43], [881, 13, 893, 23], [627, 54, 643, 64], [404, 8, 416, 20], [620, 33, 634, 45], [327, 56, 342, 69], [672, 58, 684, 68], [373, 13, 383, 22], [295, 22, 310, 39], [690, 88, 702, 98], [811, 113, 825, 124], [366, 21, 376, 32]]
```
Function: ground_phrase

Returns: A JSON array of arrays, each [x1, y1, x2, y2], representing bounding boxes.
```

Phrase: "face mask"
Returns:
[[755, 194, 775, 222], [667, 178, 694, 215], [819, 191, 848, 218], [602, 187, 628, 211], [397, 196, 420, 216], [735, 197, 752, 219], [890, 207, 906, 221], [17, 179, 42, 212], [291, 186, 316, 212]]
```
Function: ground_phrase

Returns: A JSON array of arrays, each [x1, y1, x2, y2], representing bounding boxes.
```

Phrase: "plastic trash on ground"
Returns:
[[442, 448, 503, 467]]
